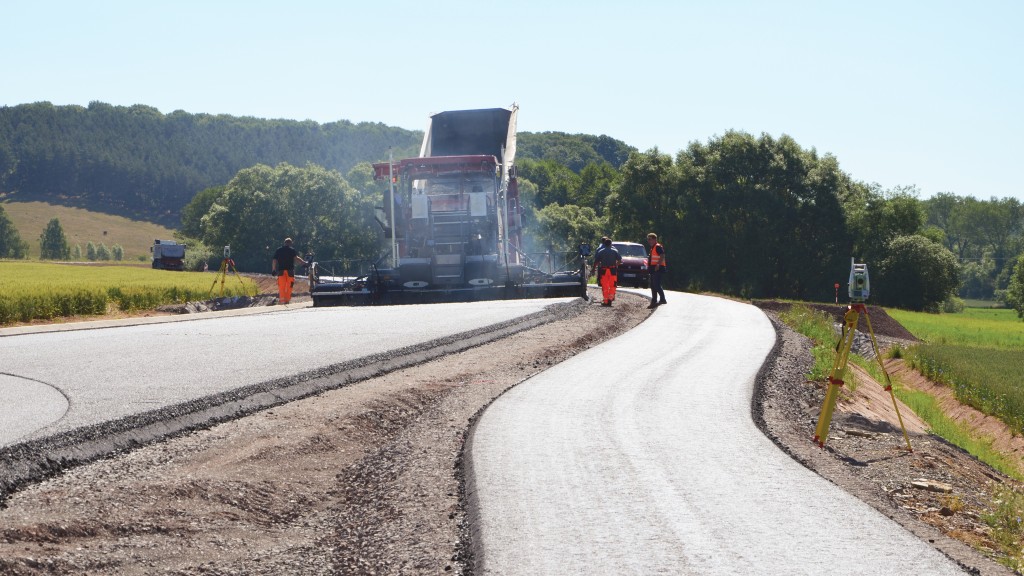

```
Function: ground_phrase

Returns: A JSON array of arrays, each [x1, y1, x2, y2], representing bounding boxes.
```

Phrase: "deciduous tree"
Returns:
[[877, 235, 961, 311], [672, 132, 850, 300], [516, 158, 581, 208], [200, 162, 375, 271], [845, 185, 925, 267], [533, 204, 603, 257], [576, 161, 619, 217], [180, 186, 225, 238], [0, 205, 28, 259], [39, 218, 69, 260], [1006, 254, 1024, 319], [605, 148, 676, 248]]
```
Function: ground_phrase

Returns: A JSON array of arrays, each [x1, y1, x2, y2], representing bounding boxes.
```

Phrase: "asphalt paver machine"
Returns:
[[310, 105, 587, 306]]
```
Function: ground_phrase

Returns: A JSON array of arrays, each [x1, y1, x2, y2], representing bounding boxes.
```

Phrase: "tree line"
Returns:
[[517, 131, 1023, 313], [3, 101, 1023, 315], [169, 132, 1023, 315]]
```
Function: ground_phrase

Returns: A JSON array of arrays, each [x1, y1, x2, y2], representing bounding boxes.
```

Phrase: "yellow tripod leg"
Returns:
[[860, 307, 913, 452], [208, 260, 229, 297], [814, 308, 859, 446], [814, 378, 842, 446]]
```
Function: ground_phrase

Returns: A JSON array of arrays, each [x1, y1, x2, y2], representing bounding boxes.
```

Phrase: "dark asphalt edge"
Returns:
[[0, 298, 586, 505]]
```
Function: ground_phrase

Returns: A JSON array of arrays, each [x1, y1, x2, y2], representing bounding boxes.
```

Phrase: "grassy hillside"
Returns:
[[1, 201, 177, 261]]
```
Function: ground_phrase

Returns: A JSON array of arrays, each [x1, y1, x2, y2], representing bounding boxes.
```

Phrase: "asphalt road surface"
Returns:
[[467, 291, 965, 575], [0, 298, 574, 447]]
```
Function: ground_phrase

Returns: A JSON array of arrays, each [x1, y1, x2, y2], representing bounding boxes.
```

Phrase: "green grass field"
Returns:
[[962, 298, 1006, 309], [1, 200, 177, 261], [888, 307, 1024, 350], [888, 307, 1024, 434], [779, 302, 1024, 480], [891, 306, 1024, 568], [0, 261, 257, 325]]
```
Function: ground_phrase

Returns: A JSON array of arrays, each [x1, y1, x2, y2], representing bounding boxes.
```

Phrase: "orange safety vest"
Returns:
[[649, 243, 666, 268]]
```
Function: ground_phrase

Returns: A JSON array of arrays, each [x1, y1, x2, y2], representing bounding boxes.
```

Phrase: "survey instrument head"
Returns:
[[848, 258, 870, 302]]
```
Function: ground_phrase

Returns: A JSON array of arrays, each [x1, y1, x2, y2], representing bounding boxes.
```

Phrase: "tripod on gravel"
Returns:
[[813, 260, 913, 452], [208, 245, 250, 298]]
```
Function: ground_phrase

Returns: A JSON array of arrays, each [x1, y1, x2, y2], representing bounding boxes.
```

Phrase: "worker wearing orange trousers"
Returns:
[[271, 237, 307, 305], [277, 270, 295, 304], [600, 267, 617, 304], [593, 237, 622, 306]]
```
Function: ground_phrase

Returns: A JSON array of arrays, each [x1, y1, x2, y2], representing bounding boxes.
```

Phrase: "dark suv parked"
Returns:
[[612, 241, 649, 288]]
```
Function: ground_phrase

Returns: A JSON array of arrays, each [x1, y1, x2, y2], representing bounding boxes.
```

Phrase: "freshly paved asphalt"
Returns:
[[467, 290, 965, 575], [0, 298, 572, 447]]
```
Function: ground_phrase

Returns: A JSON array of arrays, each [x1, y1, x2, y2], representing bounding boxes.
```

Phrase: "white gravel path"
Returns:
[[468, 291, 965, 575]]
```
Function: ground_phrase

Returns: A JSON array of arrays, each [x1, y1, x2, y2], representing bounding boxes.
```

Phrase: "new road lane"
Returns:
[[0, 298, 575, 448], [467, 291, 964, 575]]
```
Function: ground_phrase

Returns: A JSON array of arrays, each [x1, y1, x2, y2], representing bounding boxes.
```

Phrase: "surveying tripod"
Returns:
[[812, 302, 914, 452], [208, 247, 249, 298]]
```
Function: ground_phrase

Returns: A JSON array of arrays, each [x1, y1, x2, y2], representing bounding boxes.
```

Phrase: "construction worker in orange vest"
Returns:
[[593, 237, 622, 307], [647, 232, 667, 309]]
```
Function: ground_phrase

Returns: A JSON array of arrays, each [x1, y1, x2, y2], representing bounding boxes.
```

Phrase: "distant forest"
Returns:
[[0, 102, 420, 226], [0, 102, 634, 228]]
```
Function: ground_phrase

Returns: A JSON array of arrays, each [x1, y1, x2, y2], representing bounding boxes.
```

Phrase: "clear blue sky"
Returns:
[[4, 0, 1022, 201]]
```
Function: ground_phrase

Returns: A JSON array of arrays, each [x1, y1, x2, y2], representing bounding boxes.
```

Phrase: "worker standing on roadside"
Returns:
[[593, 237, 622, 307], [647, 232, 667, 309], [271, 237, 306, 305]]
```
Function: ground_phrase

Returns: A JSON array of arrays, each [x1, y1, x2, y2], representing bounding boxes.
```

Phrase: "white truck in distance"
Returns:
[[151, 239, 185, 271]]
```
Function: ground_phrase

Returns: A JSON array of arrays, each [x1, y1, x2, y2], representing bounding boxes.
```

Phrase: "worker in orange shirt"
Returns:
[[271, 237, 307, 305], [593, 237, 622, 306]]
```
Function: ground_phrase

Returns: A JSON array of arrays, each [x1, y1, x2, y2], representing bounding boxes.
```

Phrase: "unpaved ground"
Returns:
[[0, 293, 1019, 574]]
